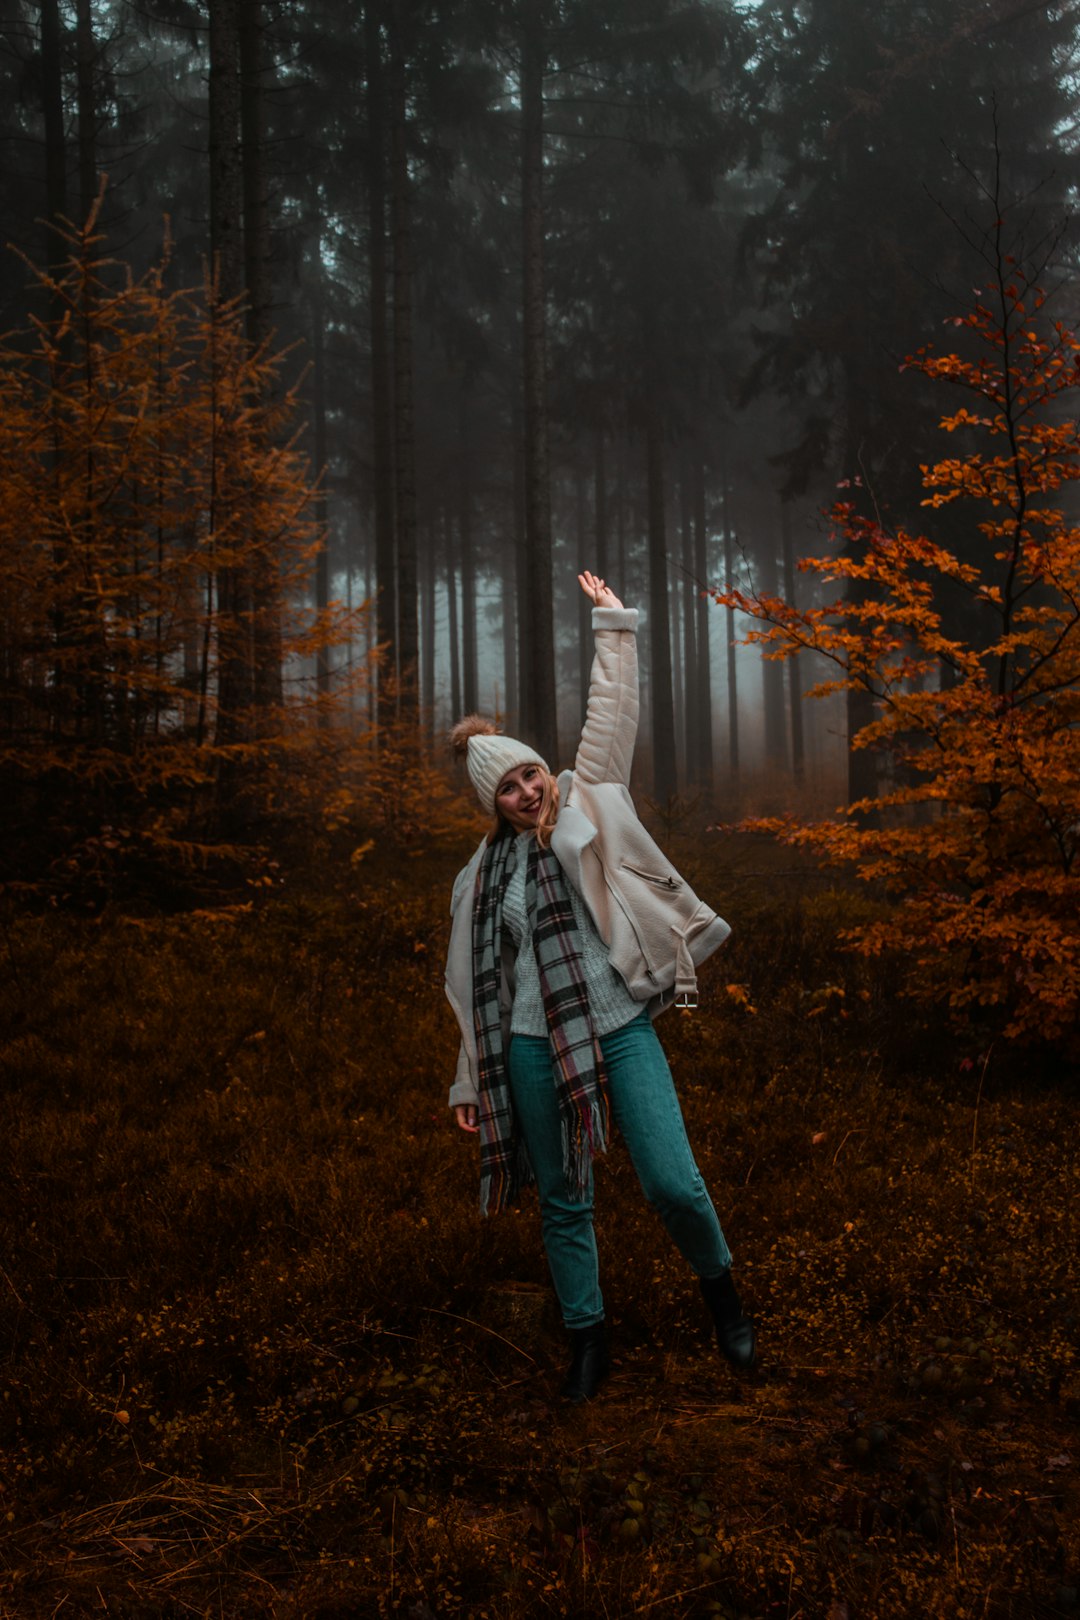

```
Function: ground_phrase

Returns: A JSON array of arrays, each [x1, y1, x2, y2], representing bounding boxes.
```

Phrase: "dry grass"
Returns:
[[0, 833, 1077, 1619]]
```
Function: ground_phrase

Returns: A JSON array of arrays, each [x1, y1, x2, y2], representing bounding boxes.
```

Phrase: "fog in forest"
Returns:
[[2, 0, 1079, 828], [4, 9, 1080, 1613]]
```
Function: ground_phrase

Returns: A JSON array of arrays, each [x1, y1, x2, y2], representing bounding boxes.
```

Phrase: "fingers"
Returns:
[[454, 1104, 479, 1134], [578, 570, 624, 612], [578, 570, 607, 605]]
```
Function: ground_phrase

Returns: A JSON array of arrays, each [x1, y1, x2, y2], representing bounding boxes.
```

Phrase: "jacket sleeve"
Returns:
[[572, 606, 639, 787], [445, 843, 484, 1110], [448, 1042, 479, 1109]]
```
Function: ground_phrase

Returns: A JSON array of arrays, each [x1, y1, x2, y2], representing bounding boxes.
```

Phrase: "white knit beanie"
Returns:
[[449, 715, 550, 816]]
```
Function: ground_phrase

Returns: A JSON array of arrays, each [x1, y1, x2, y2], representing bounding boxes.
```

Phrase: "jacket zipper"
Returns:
[[621, 861, 680, 891], [604, 871, 659, 980]]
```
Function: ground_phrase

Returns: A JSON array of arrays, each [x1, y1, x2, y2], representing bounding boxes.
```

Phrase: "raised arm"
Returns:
[[573, 571, 640, 787]]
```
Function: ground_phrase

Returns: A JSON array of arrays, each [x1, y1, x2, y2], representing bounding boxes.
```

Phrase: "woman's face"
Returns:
[[496, 762, 545, 833]]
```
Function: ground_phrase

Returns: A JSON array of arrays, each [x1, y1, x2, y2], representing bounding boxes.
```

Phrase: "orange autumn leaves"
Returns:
[[714, 264, 1080, 1044], [0, 215, 366, 892]]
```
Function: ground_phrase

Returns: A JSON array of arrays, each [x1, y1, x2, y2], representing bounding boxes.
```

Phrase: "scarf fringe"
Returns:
[[479, 1140, 534, 1216], [561, 1094, 611, 1202]]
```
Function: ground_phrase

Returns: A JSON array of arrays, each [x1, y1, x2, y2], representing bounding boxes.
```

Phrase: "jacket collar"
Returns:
[[550, 775, 598, 896]]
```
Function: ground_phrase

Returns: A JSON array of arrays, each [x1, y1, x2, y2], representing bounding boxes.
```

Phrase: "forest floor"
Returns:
[[0, 831, 1077, 1619]]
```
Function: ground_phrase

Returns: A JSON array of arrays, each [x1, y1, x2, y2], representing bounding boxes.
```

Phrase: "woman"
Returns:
[[444, 570, 754, 1403]]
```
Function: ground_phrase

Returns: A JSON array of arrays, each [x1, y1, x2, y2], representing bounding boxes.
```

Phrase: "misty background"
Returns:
[[3, 0, 1078, 814]]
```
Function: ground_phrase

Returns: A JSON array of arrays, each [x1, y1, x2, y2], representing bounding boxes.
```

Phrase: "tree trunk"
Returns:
[[389, 2, 418, 719], [41, 0, 67, 269], [346, 554, 359, 719], [512, 404, 528, 734], [846, 663, 877, 804], [594, 424, 608, 578], [312, 269, 331, 723], [421, 523, 436, 732], [846, 660, 877, 805], [365, 1, 396, 733], [458, 398, 478, 714], [842, 360, 878, 815], [502, 501, 518, 730], [501, 515, 518, 732], [721, 467, 739, 789], [240, 0, 281, 726], [670, 521, 684, 785], [679, 455, 697, 783], [781, 501, 805, 785], [646, 398, 676, 801], [208, 0, 249, 756], [444, 505, 462, 721], [364, 532, 376, 728], [755, 505, 787, 775], [74, 0, 97, 224], [40, 0, 71, 719], [240, 0, 270, 344], [692, 445, 713, 791], [208, 0, 244, 305], [615, 427, 627, 588], [520, 17, 557, 763], [576, 461, 590, 727]]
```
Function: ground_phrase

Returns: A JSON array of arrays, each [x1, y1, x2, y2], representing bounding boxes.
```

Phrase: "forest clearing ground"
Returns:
[[0, 837, 1076, 1618]]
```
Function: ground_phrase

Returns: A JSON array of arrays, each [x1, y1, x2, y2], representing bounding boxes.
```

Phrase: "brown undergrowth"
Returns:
[[0, 833, 1077, 1618]]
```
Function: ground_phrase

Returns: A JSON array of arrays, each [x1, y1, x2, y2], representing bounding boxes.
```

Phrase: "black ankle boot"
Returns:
[[560, 1322, 611, 1403], [700, 1270, 757, 1370]]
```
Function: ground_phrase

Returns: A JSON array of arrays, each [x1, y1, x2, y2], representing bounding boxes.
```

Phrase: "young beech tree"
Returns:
[[0, 217, 358, 889], [713, 248, 1080, 1045]]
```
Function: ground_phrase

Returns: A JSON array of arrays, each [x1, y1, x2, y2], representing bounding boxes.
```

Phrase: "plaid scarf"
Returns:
[[472, 830, 610, 1214]]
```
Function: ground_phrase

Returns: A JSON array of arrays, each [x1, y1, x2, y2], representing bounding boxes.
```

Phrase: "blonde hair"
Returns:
[[488, 769, 560, 848], [535, 770, 560, 848]]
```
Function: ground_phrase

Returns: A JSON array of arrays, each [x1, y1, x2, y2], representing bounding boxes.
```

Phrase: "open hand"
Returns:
[[578, 570, 623, 611]]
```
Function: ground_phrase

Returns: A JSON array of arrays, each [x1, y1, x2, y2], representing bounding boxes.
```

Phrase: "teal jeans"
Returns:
[[507, 1009, 732, 1328]]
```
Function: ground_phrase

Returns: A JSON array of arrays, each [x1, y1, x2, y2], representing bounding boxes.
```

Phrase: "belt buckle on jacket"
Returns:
[[675, 989, 698, 1011]]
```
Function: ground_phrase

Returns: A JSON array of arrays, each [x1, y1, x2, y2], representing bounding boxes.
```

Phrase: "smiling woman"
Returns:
[[442, 571, 756, 1406], [448, 714, 560, 844], [495, 762, 545, 832]]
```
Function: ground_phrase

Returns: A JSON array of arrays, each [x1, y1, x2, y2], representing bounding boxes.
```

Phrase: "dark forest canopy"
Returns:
[[1, 0, 1079, 824]]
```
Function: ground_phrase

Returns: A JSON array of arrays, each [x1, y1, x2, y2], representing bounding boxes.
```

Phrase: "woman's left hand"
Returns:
[[578, 570, 623, 610]]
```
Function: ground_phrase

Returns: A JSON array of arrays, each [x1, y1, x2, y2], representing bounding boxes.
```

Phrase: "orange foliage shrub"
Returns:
[[714, 253, 1080, 1043], [0, 212, 362, 893]]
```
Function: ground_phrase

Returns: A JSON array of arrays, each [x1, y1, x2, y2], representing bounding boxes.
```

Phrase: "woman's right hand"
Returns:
[[454, 1104, 479, 1134]]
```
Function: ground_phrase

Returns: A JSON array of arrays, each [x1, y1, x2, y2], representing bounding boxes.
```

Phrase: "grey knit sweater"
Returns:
[[502, 832, 640, 1038]]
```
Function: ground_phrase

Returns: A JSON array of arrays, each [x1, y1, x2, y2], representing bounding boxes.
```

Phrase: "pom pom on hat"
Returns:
[[448, 714, 549, 815], [449, 713, 498, 759]]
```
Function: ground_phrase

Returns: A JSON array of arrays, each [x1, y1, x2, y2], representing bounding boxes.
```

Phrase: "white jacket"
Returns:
[[444, 605, 731, 1109]]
